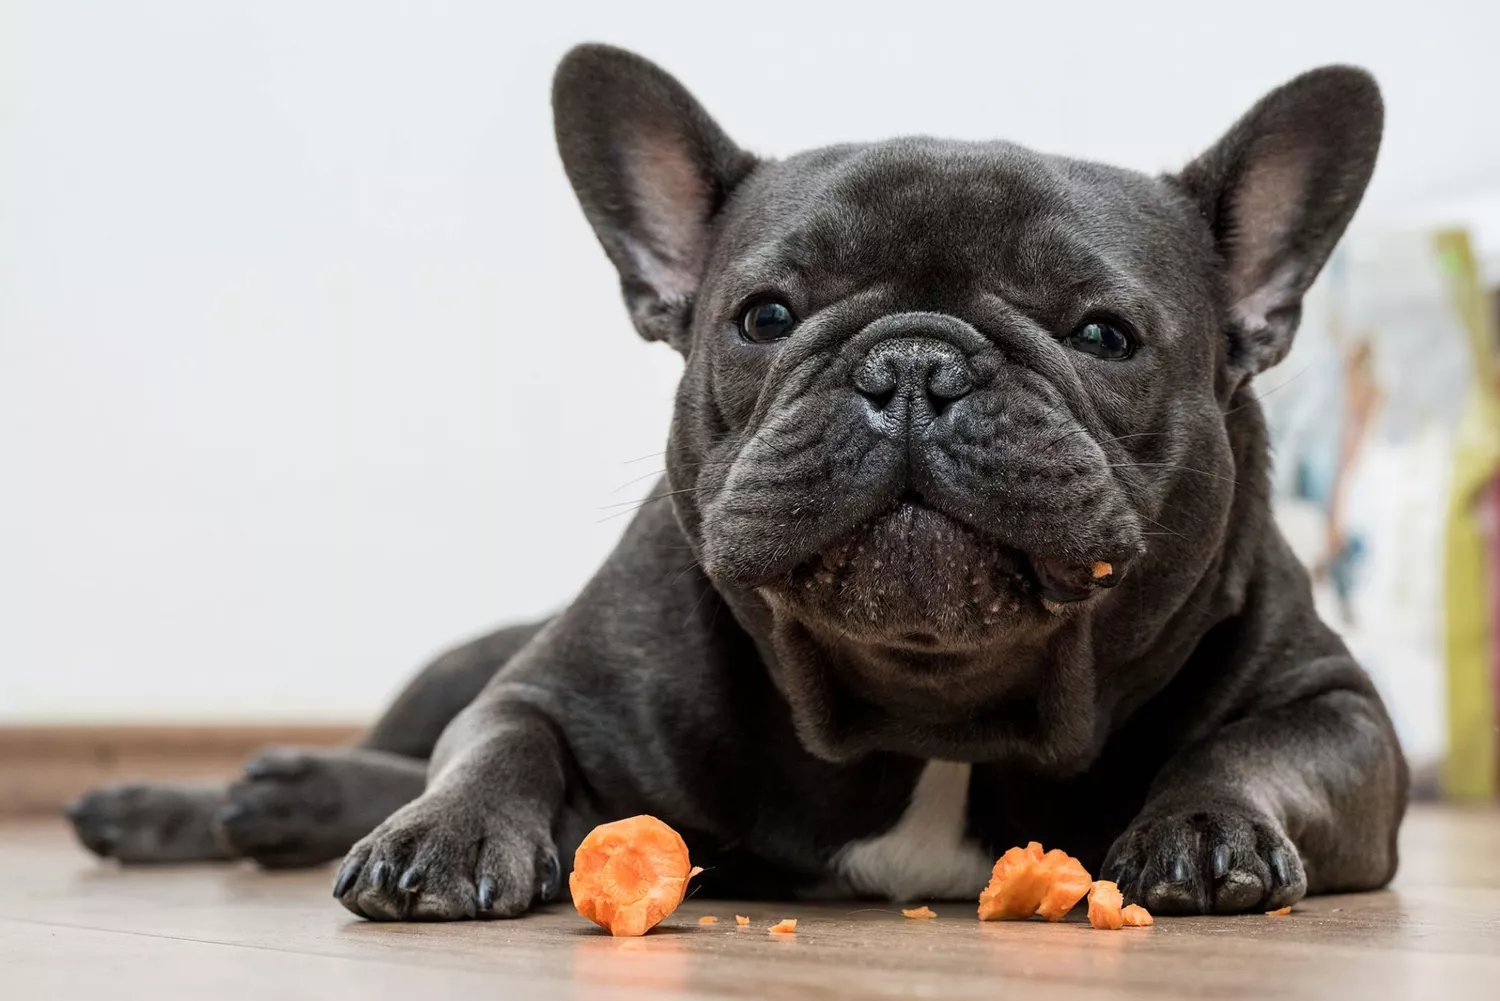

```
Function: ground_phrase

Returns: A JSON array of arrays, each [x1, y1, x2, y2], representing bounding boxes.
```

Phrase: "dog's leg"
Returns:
[[332, 687, 568, 920], [356, 619, 550, 759], [66, 619, 549, 866], [1103, 661, 1406, 914], [212, 747, 429, 867], [331, 498, 742, 922], [65, 784, 233, 863], [67, 751, 431, 868], [214, 619, 554, 866]]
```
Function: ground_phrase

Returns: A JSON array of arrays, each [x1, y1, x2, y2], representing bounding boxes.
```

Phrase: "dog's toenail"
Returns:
[[1269, 849, 1291, 885], [397, 868, 424, 893], [1211, 844, 1230, 878], [333, 860, 360, 898], [539, 853, 561, 900], [1171, 858, 1190, 883], [477, 876, 496, 911], [369, 860, 392, 890]]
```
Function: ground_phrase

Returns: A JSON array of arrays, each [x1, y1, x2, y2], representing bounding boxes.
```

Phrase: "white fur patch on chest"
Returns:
[[832, 760, 993, 902]]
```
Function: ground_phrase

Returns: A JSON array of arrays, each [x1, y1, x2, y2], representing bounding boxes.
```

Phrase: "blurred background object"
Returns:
[[3, 0, 1498, 808], [1266, 231, 1500, 801]]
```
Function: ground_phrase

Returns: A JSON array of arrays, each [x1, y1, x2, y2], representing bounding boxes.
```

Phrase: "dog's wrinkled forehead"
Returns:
[[713, 139, 1207, 316]]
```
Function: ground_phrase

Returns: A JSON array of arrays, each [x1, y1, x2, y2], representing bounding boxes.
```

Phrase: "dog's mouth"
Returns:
[[772, 494, 1119, 645]]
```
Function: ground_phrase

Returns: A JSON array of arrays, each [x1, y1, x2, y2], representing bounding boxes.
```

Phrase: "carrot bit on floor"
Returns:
[[697, 916, 718, 925], [1267, 906, 1293, 916], [1121, 903, 1154, 927], [734, 914, 750, 926], [768, 918, 798, 934], [569, 815, 695, 937], [901, 905, 937, 920], [1087, 880, 1125, 930], [977, 842, 1093, 922]]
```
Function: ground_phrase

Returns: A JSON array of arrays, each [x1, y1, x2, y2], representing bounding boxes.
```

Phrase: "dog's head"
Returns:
[[553, 45, 1380, 764]]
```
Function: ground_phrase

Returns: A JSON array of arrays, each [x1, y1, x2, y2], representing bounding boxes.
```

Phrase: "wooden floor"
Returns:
[[2, 808, 1498, 1000]]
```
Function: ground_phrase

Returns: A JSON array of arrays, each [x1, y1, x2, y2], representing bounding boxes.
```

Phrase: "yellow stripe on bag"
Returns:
[[1436, 230, 1500, 801]]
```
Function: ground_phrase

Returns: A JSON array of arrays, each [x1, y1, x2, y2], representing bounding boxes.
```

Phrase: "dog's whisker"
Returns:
[[1107, 462, 1239, 486], [1223, 365, 1311, 418], [597, 487, 697, 510]]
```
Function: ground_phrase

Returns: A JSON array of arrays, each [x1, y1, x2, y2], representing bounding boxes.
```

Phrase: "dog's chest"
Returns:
[[831, 760, 993, 901]]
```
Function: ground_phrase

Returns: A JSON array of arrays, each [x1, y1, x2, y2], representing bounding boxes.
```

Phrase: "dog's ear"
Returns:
[[1174, 66, 1382, 380], [553, 45, 757, 350]]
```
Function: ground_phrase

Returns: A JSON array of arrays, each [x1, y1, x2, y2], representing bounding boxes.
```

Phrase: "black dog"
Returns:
[[69, 44, 1406, 921]]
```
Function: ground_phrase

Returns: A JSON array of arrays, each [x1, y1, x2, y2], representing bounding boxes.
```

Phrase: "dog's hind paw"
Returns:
[[1102, 805, 1306, 914], [214, 746, 427, 869], [65, 784, 230, 864], [332, 794, 560, 921]]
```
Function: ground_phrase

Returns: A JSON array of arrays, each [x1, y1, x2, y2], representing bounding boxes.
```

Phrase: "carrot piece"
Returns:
[[1088, 880, 1125, 930], [1267, 906, 1293, 916], [977, 845, 1045, 919], [1090, 561, 1113, 579], [768, 918, 798, 934], [698, 916, 718, 925], [977, 843, 1092, 921], [901, 905, 937, 919], [734, 914, 750, 926], [1121, 903, 1154, 927], [1036, 849, 1094, 921], [569, 815, 695, 937]]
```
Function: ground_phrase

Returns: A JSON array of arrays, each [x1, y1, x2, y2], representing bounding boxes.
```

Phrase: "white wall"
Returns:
[[4, 0, 1498, 721]]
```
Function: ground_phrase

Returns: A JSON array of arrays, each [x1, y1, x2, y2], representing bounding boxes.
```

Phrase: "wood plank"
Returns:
[[0, 807, 1497, 999], [0, 723, 363, 815]]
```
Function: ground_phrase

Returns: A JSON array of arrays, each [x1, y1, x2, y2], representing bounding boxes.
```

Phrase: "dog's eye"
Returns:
[[740, 300, 797, 343], [1068, 320, 1133, 360]]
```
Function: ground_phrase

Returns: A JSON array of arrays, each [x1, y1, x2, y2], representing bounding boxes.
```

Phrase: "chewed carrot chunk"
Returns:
[[901, 905, 937, 919], [768, 918, 798, 934], [569, 815, 695, 937], [1037, 850, 1095, 921], [978, 842, 1092, 922], [1121, 903, 1154, 927], [1267, 906, 1292, 916], [698, 916, 718, 925], [1087, 880, 1124, 930], [1090, 561, 1114, 579], [735, 914, 750, 926]]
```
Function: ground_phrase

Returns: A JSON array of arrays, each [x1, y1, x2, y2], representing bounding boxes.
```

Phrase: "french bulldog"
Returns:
[[69, 43, 1406, 922]]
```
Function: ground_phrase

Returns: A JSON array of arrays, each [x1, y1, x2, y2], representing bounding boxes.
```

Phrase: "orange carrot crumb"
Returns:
[[1087, 880, 1125, 930], [901, 905, 937, 919], [1121, 903, 1153, 927], [1267, 906, 1292, 916], [569, 815, 695, 937], [698, 915, 718, 925], [977, 842, 1092, 922], [734, 914, 750, 926], [768, 918, 798, 934], [1090, 561, 1113, 579]]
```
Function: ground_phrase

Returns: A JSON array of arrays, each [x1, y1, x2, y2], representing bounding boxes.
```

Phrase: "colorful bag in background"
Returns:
[[1434, 231, 1500, 801], [1263, 229, 1499, 800]]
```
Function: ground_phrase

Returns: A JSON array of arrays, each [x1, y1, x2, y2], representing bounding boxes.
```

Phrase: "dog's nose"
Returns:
[[855, 337, 973, 417]]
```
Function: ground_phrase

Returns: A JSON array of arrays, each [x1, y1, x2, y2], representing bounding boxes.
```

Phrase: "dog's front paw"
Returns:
[[331, 795, 560, 921], [1103, 805, 1306, 914]]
